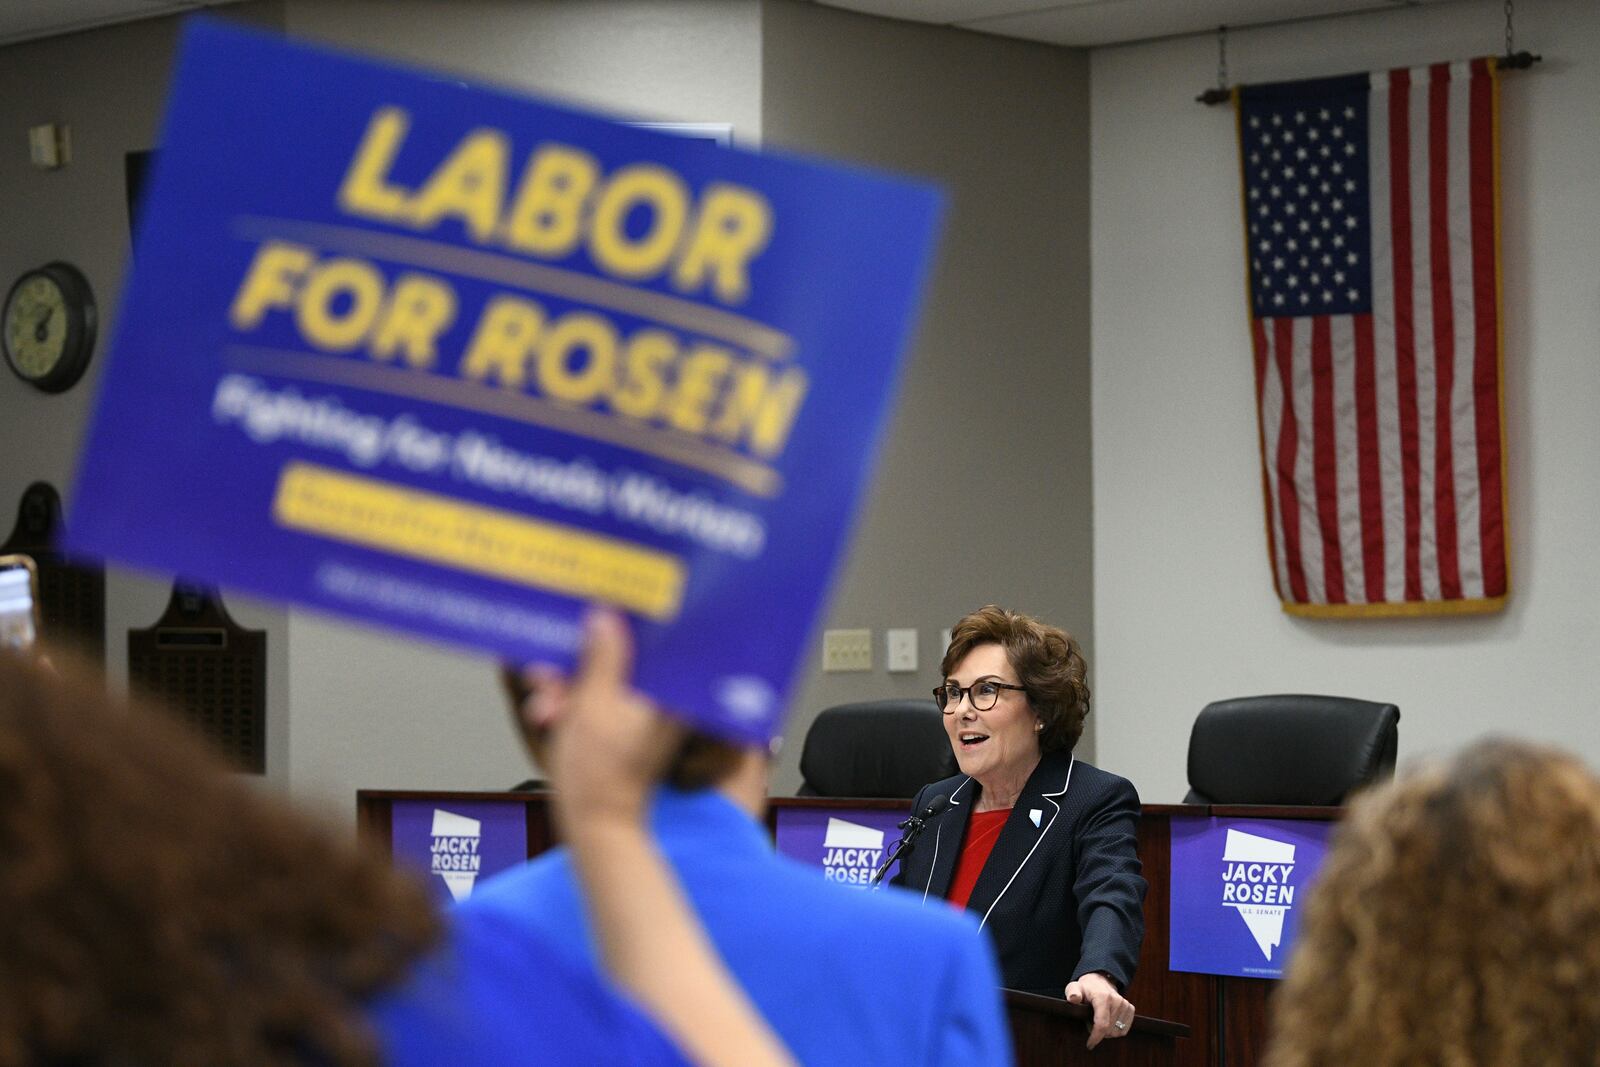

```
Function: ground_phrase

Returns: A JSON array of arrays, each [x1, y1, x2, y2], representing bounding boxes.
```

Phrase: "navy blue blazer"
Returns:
[[890, 751, 1147, 996]]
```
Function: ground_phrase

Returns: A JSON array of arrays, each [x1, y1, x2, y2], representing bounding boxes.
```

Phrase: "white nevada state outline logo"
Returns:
[[1219, 829, 1297, 960], [429, 809, 483, 902], [820, 817, 885, 887]]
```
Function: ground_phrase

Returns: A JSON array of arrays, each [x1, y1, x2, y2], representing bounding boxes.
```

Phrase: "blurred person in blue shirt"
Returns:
[[483, 613, 1013, 1067], [0, 635, 790, 1067]]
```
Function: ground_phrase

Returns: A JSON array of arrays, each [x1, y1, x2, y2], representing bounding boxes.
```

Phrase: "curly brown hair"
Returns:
[[0, 650, 440, 1067], [1265, 738, 1600, 1067], [940, 605, 1090, 754]]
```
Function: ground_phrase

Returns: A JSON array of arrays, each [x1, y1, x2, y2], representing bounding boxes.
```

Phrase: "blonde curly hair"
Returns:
[[1265, 738, 1600, 1067]]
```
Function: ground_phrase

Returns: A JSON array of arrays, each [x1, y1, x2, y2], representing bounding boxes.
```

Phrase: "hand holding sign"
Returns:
[[523, 608, 796, 1067], [520, 609, 685, 825]]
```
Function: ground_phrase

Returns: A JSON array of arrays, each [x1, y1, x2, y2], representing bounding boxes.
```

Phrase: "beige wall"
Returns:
[[283, 0, 761, 143], [760, 0, 1094, 792]]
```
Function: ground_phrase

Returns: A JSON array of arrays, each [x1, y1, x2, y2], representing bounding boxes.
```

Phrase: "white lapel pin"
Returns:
[[1029, 808, 1043, 828]]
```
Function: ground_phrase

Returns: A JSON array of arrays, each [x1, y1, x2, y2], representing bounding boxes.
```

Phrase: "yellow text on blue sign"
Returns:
[[272, 461, 687, 619], [225, 106, 810, 480]]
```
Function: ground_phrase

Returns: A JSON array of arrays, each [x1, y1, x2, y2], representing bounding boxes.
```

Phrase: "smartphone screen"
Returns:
[[0, 555, 41, 651]]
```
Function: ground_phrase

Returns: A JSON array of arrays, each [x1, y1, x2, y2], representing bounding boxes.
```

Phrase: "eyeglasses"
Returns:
[[933, 680, 1026, 713]]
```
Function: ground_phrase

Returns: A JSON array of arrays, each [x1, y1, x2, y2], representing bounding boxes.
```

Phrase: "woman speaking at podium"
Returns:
[[892, 605, 1147, 1050]]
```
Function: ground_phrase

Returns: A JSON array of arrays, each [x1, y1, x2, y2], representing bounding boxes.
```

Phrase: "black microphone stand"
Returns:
[[869, 803, 939, 887]]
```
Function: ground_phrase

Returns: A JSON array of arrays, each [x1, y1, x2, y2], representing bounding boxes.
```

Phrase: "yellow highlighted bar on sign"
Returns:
[[272, 462, 686, 620]]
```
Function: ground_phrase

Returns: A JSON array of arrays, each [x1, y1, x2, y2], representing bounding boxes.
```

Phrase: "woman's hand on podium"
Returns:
[[1065, 971, 1135, 1049]]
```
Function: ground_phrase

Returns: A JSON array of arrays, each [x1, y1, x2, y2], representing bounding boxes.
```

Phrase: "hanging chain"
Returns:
[[1217, 24, 1229, 91], [1505, 0, 1515, 57]]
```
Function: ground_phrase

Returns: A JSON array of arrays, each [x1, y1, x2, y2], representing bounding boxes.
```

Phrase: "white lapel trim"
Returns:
[[978, 756, 1075, 931], [922, 776, 975, 904]]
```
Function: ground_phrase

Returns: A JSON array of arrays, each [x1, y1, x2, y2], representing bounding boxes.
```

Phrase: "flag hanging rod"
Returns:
[[1195, 51, 1542, 105]]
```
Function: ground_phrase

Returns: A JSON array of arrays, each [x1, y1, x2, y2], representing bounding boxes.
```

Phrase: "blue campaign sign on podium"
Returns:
[[69, 20, 943, 746], [390, 800, 528, 907], [1169, 815, 1336, 979], [773, 807, 911, 889]]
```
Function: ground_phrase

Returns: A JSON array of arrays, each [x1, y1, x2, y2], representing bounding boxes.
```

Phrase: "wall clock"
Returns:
[[3, 262, 97, 393]]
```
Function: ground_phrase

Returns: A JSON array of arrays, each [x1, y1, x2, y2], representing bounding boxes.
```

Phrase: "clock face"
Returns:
[[4, 273, 69, 380], [3, 263, 95, 393]]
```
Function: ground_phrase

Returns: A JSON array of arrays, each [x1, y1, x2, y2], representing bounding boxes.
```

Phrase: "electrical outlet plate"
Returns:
[[886, 628, 917, 673], [822, 628, 872, 672], [28, 124, 68, 169]]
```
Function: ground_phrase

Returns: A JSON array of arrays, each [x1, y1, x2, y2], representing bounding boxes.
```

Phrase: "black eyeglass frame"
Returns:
[[933, 680, 1027, 713]]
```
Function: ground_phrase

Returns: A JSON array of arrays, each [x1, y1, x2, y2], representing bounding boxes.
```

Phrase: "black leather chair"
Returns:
[[1184, 694, 1400, 805], [798, 699, 957, 798]]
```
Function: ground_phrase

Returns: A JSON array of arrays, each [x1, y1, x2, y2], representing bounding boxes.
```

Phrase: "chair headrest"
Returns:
[[1185, 694, 1400, 806], [799, 699, 957, 799]]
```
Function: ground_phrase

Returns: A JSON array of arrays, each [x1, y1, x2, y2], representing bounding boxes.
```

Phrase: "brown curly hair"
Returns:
[[1265, 738, 1600, 1067], [0, 650, 440, 1067], [940, 605, 1090, 754]]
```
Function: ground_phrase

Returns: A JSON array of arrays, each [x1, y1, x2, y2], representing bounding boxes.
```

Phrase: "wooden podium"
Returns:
[[1007, 990, 1189, 1066], [360, 790, 1195, 1062], [359, 791, 1344, 1065]]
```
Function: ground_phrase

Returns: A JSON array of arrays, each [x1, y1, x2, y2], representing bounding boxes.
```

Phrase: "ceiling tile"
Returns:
[[814, 0, 1058, 28]]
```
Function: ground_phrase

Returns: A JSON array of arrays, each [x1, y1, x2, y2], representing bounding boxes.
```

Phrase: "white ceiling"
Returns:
[[818, 0, 1462, 47], [0, 0, 1464, 50]]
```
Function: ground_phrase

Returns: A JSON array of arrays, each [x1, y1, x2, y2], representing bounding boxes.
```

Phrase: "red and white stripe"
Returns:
[[1249, 59, 1506, 613]]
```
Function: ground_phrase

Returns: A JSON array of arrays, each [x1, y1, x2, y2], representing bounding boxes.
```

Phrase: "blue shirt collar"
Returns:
[[649, 787, 770, 858]]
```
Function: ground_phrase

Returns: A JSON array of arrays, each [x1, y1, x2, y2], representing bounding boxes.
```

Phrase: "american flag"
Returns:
[[1237, 59, 1507, 617]]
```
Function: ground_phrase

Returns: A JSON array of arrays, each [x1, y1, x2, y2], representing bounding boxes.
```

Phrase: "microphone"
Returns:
[[870, 794, 952, 887], [899, 793, 951, 829]]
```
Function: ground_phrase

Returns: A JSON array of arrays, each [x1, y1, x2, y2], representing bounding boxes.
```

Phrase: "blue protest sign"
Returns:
[[69, 20, 943, 745], [390, 799, 528, 907], [773, 807, 910, 889], [1169, 815, 1336, 979]]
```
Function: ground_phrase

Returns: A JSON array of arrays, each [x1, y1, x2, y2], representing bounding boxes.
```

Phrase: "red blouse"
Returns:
[[947, 809, 1011, 910]]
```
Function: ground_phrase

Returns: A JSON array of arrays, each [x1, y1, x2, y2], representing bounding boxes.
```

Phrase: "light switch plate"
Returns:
[[822, 628, 872, 672], [886, 628, 917, 672]]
